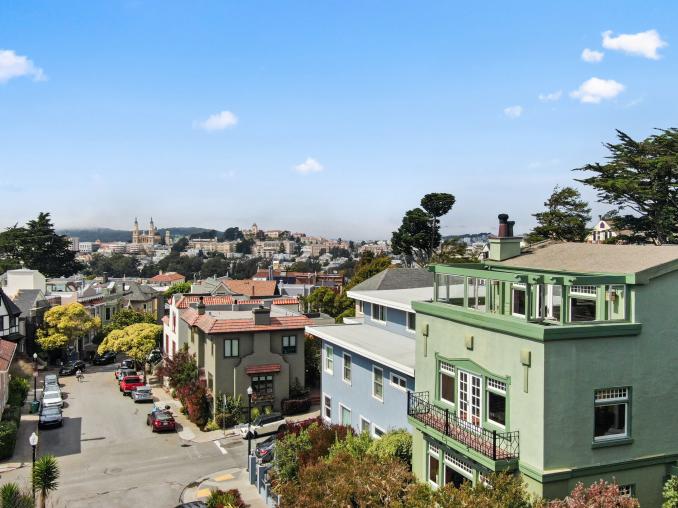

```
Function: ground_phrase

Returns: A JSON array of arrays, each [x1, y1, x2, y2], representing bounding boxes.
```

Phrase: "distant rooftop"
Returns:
[[306, 323, 415, 376], [349, 268, 433, 291]]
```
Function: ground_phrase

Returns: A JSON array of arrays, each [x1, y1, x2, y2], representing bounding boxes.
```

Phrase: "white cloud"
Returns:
[[602, 29, 667, 59], [503, 105, 523, 118], [570, 77, 625, 104], [0, 49, 45, 84], [538, 90, 562, 102], [581, 48, 604, 63], [195, 110, 238, 131], [294, 157, 324, 174]]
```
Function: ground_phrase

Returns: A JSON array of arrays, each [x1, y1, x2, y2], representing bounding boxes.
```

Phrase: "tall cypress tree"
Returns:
[[526, 186, 591, 243]]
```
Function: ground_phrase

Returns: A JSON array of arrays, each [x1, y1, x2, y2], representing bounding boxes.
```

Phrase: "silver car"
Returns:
[[44, 374, 59, 388], [39, 406, 63, 429], [131, 386, 154, 403]]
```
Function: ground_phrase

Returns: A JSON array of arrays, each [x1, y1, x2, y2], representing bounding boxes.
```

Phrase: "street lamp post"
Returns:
[[29, 432, 38, 504], [32, 353, 38, 402], [246, 386, 253, 471]]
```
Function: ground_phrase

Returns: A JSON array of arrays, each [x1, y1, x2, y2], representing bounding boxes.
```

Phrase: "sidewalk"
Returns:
[[0, 390, 40, 474], [180, 467, 267, 507]]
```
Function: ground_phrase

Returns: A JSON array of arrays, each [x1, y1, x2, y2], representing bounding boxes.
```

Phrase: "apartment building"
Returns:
[[409, 214, 678, 506]]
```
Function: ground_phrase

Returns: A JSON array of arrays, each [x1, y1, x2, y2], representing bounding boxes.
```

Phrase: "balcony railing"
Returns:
[[407, 391, 519, 461]]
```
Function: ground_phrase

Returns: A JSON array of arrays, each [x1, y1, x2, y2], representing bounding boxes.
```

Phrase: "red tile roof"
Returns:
[[246, 364, 282, 375], [149, 272, 186, 283], [222, 280, 277, 297], [0, 339, 17, 372], [181, 308, 311, 334], [272, 298, 299, 305], [176, 295, 234, 309]]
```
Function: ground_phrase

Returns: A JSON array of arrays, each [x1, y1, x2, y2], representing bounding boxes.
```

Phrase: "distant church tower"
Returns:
[[149, 217, 156, 238], [132, 217, 140, 244], [165, 229, 172, 246]]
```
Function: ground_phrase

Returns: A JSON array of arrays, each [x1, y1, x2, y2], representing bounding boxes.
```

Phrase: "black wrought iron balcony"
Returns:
[[407, 391, 519, 461]]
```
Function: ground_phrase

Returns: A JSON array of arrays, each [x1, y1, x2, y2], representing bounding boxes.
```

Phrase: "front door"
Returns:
[[458, 371, 482, 428]]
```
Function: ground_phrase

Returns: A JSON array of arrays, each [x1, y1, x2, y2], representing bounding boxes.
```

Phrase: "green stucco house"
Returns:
[[409, 214, 678, 506]]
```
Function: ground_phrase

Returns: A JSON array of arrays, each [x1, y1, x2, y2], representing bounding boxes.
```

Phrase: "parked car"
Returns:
[[131, 385, 154, 403], [39, 405, 63, 429], [120, 359, 136, 369], [238, 413, 287, 439], [115, 368, 137, 382], [120, 375, 145, 396], [44, 374, 59, 386], [147, 407, 176, 432], [60, 360, 86, 376], [255, 435, 276, 463], [93, 351, 117, 365], [42, 390, 64, 409]]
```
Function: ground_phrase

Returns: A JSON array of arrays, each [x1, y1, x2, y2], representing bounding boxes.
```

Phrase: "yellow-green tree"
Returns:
[[37, 303, 101, 351], [98, 323, 162, 381]]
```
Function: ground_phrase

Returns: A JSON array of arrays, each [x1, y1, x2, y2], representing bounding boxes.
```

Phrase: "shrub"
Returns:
[[548, 480, 639, 508], [1, 406, 21, 427], [250, 407, 261, 421], [0, 482, 32, 508], [204, 420, 221, 432], [214, 394, 244, 428], [664, 475, 678, 508], [8, 377, 30, 407], [0, 421, 18, 460], [281, 398, 311, 416], [176, 381, 210, 428], [205, 488, 247, 508], [368, 429, 412, 466], [327, 429, 373, 461], [157, 344, 198, 390]]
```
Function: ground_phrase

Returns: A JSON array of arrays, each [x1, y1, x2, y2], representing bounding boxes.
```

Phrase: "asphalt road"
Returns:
[[1, 365, 249, 508]]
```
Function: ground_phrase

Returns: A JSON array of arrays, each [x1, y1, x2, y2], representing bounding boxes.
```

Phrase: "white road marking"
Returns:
[[214, 441, 227, 455]]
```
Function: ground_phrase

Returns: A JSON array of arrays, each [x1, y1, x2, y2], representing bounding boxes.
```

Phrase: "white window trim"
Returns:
[[359, 415, 370, 434], [372, 366, 384, 402], [371, 304, 387, 324], [342, 353, 352, 385], [511, 284, 526, 317], [324, 345, 334, 375], [427, 443, 440, 487], [322, 393, 332, 422], [406, 312, 416, 333], [593, 387, 630, 442], [390, 372, 407, 391], [372, 423, 385, 438], [339, 403, 352, 427], [486, 390, 506, 429], [444, 452, 474, 481], [440, 368, 456, 407]]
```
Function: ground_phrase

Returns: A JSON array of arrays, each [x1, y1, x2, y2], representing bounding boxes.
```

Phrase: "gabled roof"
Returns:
[[149, 272, 185, 283], [0, 289, 21, 317], [11, 289, 48, 315], [176, 295, 234, 308], [222, 280, 277, 297], [494, 242, 678, 279], [181, 307, 310, 334], [0, 339, 17, 371], [349, 268, 433, 291], [126, 282, 161, 302]]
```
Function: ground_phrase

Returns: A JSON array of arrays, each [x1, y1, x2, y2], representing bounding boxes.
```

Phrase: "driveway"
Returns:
[[0, 365, 248, 508]]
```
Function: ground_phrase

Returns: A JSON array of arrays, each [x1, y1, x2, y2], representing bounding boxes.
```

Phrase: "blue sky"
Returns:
[[0, 1, 676, 239]]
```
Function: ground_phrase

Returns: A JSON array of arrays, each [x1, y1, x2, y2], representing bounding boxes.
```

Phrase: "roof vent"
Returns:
[[197, 296, 205, 315]]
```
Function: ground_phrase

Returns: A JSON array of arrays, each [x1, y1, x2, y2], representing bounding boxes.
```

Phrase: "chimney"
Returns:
[[268, 266, 273, 280], [252, 305, 271, 325], [102, 272, 108, 283], [488, 213, 522, 261], [197, 296, 206, 315]]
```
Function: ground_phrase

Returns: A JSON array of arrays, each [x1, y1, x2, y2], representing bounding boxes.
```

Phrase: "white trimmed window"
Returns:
[[340, 404, 351, 426], [594, 387, 629, 441], [360, 416, 370, 434], [406, 312, 416, 332], [373, 366, 384, 401], [443, 450, 473, 487], [323, 394, 332, 421], [324, 345, 334, 374], [342, 353, 352, 384], [372, 304, 386, 322], [439, 361, 455, 406], [512, 283, 526, 316], [428, 444, 440, 486], [357, 300, 364, 314], [224, 338, 239, 357], [571, 285, 596, 296], [390, 373, 407, 390], [373, 424, 385, 438], [618, 484, 634, 497], [487, 378, 507, 427]]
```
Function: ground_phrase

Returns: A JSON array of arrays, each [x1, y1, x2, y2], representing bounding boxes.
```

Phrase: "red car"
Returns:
[[147, 408, 176, 432], [119, 375, 145, 396]]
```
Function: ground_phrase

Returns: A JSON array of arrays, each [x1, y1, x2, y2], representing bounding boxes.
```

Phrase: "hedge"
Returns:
[[1, 406, 21, 428], [0, 421, 18, 460], [281, 398, 311, 416], [8, 377, 30, 408]]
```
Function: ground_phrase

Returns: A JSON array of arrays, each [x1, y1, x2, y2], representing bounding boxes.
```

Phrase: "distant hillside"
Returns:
[[57, 227, 213, 242]]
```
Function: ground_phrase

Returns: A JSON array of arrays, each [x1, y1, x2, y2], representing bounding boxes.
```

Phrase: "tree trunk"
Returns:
[[40, 492, 46, 508]]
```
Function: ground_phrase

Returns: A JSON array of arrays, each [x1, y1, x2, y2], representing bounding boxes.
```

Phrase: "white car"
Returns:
[[42, 390, 64, 409], [238, 413, 287, 439]]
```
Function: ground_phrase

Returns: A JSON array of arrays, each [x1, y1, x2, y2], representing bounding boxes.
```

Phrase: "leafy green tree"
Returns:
[[368, 429, 412, 465], [201, 256, 230, 278], [576, 128, 678, 244], [235, 238, 254, 254], [37, 303, 101, 351], [171, 237, 189, 253], [163, 281, 192, 299], [288, 258, 322, 273], [223, 227, 244, 241], [327, 430, 373, 461], [157, 252, 203, 277], [392, 193, 456, 266], [33, 454, 60, 508], [664, 476, 678, 508], [98, 323, 161, 381], [431, 239, 478, 264], [302, 287, 338, 314], [102, 308, 156, 336], [525, 186, 591, 243], [157, 344, 198, 389], [0, 482, 33, 508], [87, 253, 141, 278], [0, 213, 81, 277]]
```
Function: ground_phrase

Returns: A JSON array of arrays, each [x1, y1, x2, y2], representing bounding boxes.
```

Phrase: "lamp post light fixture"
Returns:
[[32, 353, 38, 402], [246, 385, 253, 471], [29, 432, 39, 504]]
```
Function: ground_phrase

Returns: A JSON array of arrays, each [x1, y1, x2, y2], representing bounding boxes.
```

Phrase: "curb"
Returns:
[[0, 462, 28, 474]]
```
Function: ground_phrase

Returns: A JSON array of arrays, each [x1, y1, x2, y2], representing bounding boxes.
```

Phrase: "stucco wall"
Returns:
[[362, 301, 415, 338]]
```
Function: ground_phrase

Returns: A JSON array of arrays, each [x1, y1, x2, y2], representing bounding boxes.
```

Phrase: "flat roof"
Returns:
[[347, 287, 433, 312], [306, 323, 415, 376]]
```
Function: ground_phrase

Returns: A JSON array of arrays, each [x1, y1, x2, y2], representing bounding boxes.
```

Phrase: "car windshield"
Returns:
[[155, 412, 172, 421], [137, 387, 151, 393], [42, 407, 60, 415], [44, 391, 60, 399], [124, 377, 141, 383]]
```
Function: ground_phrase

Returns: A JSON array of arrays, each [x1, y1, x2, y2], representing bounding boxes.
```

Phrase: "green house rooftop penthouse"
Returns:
[[409, 214, 678, 506]]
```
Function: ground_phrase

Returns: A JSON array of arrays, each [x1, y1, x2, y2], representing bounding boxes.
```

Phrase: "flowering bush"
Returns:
[[548, 480, 639, 508]]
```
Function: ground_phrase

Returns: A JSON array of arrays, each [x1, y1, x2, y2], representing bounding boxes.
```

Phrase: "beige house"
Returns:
[[179, 298, 310, 410]]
